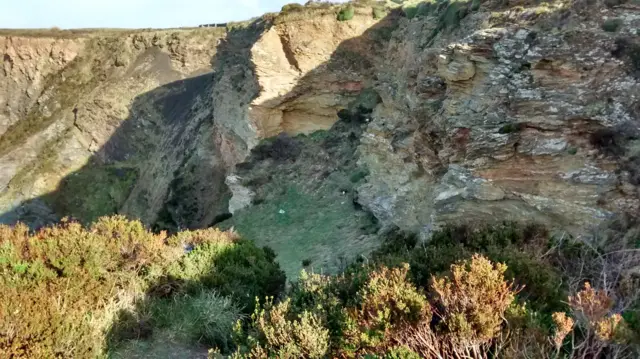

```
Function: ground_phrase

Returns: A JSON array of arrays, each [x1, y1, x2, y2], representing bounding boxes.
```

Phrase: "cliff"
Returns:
[[0, 28, 228, 228], [1, 0, 639, 274]]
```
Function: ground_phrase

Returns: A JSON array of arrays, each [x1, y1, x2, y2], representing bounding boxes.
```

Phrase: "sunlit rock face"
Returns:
[[1, 0, 639, 238]]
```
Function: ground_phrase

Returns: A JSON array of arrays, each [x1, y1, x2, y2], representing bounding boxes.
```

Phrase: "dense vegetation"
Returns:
[[0, 216, 284, 358], [229, 221, 640, 358], [1, 215, 638, 358]]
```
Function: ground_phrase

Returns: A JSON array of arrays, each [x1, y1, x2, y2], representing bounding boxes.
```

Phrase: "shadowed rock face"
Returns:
[[0, 29, 229, 229], [1, 1, 639, 239]]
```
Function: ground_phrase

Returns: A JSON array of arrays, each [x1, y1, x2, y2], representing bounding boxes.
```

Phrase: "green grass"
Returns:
[[109, 290, 243, 357], [50, 164, 138, 224], [222, 184, 379, 278], [109, 331, 210, 359]]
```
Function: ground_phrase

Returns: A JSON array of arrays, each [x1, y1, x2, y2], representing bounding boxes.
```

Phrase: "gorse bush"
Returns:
[[232, 255, 520, 358], [0, 216, 285, 358], [373, 222, 567, 314], [232, 297, 330, 358], [3, 216, 639, 357]]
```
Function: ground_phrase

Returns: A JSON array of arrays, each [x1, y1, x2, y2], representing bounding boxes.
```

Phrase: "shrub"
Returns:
[[0, 216, 283, 358], [233, 298, 330, 358], [372, 6, 386, 19], [234, 256, 521, 358], [431, 254, 516, 345], [603, 18, 623, 32], [551, 283, 635, 357], [0, 217, 177, 358], [345, 264, 431, 353], [166, 233, 286, 313], [373, 222, 567, 314], [281, 3, 305, 13], [337, 5, 355, 21], [384, 346, 422, 358], [252, 133, 301, 162]]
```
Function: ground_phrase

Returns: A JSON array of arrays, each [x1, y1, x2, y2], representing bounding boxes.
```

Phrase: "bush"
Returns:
[[345, 264, 431, 353], [0, 217, 177, 358], [550, 283, 635, 357], [383, 346, 422, 358], [337, 5, 355, 21], [233, 298, 330, 358], [233, 256, 521, 358], [0, 216, 284, 358], [373, 223, 567, 314], [281, 3, 305, 13], [431, 254, 516, 344], [372, 6, 386, 19], [252, 133, 301, 162], [171, 239, 286, 313], [603, 18, 623, 32]]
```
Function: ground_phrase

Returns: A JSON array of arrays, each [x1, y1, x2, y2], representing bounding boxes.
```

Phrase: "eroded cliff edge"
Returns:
[[217, 0, 640, 243], [1, 1, 639, 273]]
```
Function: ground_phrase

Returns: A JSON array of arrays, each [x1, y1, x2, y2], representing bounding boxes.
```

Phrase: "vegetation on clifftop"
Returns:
[[0, 216, 284, 358], [1, 216, 638, 358]]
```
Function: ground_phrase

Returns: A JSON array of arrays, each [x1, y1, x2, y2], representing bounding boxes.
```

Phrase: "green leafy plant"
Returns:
[[338, 5, 355, 21]]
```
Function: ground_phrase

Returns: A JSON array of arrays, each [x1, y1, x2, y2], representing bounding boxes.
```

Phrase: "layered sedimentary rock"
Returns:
[[1, 0, 639, 241]]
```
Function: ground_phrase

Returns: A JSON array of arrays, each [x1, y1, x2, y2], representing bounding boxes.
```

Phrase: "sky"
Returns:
[[0, 0, 311, 29]]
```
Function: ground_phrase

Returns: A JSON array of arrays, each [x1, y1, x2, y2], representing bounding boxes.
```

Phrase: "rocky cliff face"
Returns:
[[1, 1, 639, 259], [0, 29, 228, 228], [357, 0, 640, 237], [216, 1, 640, 243]]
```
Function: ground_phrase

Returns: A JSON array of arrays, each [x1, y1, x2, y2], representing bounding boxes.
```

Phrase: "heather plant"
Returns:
[[374, 222, 566, 314], [431, 254, 516, 345], [0, 216, 285, 358], [550, 282, 636, 358], [232, 255, 521, 358], [232, 297, 330, 358], [0, 216, 176, 358], [344, 264, 431, 355]]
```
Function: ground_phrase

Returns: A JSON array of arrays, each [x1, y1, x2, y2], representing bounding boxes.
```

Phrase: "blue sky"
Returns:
[[0, 0, 311, 29]]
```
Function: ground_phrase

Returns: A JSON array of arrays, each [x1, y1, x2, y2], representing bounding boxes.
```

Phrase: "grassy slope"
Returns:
[[220, 122, 380, 279]]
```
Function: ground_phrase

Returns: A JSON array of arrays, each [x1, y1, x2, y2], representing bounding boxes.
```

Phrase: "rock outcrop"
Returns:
[[1, 0, 639, 245], [0, 29, 228, 228], [356, 1, 640, 237]]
